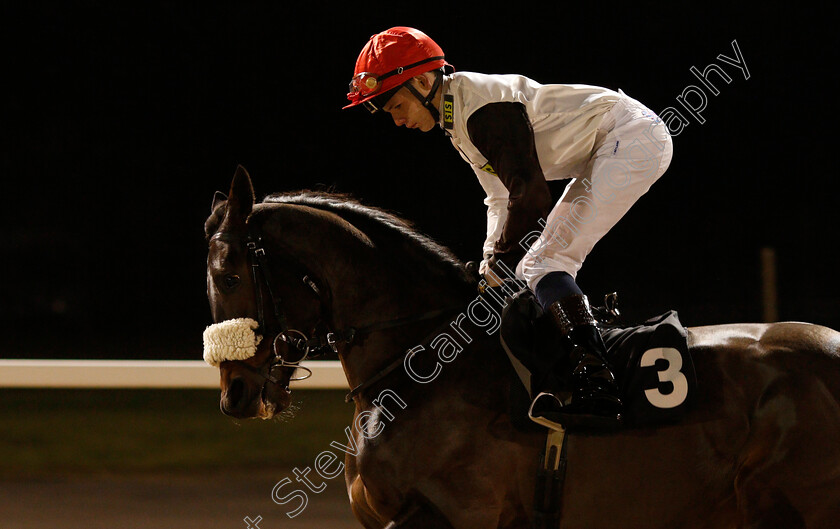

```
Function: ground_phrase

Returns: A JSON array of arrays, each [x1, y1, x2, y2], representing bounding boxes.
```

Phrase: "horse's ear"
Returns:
[[226, 165, 255, 219], [211, 191, 227, 213]]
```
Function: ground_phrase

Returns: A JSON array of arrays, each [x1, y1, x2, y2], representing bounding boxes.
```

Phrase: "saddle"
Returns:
[[499, 289, 697, 429], [495, 288, 699, 528]]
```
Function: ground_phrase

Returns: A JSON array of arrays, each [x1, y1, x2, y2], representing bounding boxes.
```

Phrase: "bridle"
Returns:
[[211, 228, 338, 386], [210, 226, 463, 394]]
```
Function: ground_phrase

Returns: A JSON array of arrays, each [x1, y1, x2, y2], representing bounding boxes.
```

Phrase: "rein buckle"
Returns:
[[326, 328, 356, 353], [327, 332, 339, 353]]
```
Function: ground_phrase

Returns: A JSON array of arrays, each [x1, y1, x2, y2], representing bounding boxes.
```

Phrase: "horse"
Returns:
[[204, 166, 840, 529]]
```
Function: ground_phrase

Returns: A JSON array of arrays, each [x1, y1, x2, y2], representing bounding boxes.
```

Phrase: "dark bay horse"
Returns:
[[205, 166, 840, 529]]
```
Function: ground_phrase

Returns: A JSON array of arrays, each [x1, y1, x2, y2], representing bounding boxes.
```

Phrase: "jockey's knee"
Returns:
[[519, 253, 582, 298]]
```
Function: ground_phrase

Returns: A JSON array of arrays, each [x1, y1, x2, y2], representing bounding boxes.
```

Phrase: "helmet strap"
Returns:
[[403, 71, 443, 124]]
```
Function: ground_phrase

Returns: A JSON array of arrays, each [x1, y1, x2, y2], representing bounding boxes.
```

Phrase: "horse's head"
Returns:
[[204, 166, 325, 419], [204, 165, 480, 420]]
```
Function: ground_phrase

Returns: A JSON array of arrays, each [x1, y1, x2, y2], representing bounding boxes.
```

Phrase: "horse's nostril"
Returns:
[[222, 377, 248, 415], [229, 377, 245, 402]]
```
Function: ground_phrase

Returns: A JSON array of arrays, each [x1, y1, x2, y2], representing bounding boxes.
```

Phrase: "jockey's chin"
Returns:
[[412, 108, 438, 132], [417, 120, 437, 132]]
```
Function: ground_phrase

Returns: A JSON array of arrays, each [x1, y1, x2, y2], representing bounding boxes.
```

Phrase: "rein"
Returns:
[[342, 305, 463, 403]]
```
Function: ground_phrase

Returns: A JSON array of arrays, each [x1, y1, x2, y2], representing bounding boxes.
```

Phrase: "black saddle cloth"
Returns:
[[499, 290, 697, 429]]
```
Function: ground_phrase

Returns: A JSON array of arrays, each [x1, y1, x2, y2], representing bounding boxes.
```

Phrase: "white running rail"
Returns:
[[0, 359, 347, 389]]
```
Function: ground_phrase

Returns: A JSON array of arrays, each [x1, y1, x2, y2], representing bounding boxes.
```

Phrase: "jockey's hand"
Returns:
[[481, 255, 505, 288], [483, 271, 504, 288]]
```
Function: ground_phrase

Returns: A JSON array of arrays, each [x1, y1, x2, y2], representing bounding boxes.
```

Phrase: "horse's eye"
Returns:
[[222, 274, 241, 289]]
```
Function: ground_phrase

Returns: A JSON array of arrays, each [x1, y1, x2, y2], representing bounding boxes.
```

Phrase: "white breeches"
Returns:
[[516, 94, 674, 290]]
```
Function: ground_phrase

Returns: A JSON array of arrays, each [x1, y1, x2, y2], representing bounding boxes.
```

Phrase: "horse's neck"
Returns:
[[263, 204, 476, 398], [328, 252, 470, 330], [333, 273, 473, 399], [337, 292, 515, 422]]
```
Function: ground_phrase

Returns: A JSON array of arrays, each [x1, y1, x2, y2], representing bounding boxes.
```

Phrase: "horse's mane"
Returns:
[[252, 190, 474, 286]]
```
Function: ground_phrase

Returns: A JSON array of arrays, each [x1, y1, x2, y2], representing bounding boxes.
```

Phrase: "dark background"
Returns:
[[1, 3, 836, 359]]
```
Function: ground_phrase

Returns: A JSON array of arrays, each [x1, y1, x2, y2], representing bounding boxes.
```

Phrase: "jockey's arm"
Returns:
[[474, 168, 508, 275], [468, 102, 553, 275]]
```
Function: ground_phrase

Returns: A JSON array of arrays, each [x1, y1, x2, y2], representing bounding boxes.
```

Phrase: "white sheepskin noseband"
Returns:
[[202, 318, 263, 367]]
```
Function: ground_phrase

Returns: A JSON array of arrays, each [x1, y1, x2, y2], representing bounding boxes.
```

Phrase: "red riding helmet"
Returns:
[[344, 27, 450, 113]]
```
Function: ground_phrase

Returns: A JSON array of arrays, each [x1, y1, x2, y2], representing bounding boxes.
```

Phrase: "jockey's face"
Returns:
[[382, 76, 438, 132]]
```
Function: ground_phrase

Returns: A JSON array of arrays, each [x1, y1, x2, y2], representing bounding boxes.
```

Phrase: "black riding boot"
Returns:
[[528, 294, 623, 430]]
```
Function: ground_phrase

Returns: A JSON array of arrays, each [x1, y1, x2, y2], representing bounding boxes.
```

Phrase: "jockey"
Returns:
[[344, 27, 673, 430]]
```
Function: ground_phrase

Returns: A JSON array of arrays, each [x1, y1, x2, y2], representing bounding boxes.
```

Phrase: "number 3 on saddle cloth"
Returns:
[[499, 290, 698, 428]]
